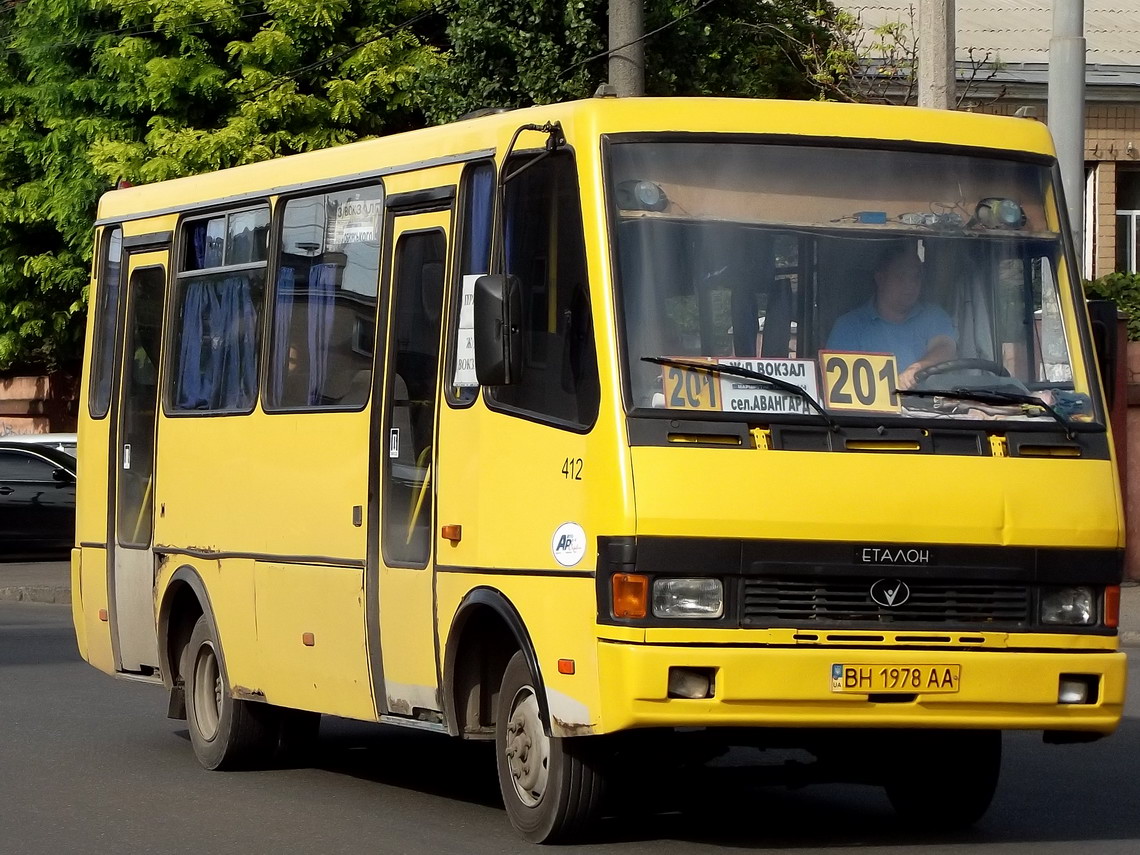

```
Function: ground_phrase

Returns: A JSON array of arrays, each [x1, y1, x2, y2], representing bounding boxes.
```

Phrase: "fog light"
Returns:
[[1040, 586, 1095, 625], [1058, 675, 1098, 704], [667, 666, 715, 699], [652, 578, 724, 618]]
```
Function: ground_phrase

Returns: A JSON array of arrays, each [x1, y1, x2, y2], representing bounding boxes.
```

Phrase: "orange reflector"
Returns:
[[302, 632, 315, 647], [1105, 585, 1120, 629], [98, 608, 108, 622], [441, 524, 462, 544], [612, 573, 648, 619], [558, 659, 576, 675]]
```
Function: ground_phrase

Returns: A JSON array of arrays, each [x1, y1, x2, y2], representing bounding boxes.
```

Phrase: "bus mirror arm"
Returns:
[[474, 273, 522, 385]]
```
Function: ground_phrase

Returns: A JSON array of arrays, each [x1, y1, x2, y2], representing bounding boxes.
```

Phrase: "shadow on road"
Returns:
[[264, 715, 1140, 849]]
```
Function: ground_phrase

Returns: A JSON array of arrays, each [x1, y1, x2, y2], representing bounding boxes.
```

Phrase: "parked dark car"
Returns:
[[0, 441, 76, 559]]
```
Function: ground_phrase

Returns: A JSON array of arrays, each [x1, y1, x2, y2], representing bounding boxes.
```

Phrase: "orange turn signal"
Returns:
[[302, 632, 315, 647], [612, 573, 648, 619], [1105, 585, 1120, 629], [557, 659, 576, 675]]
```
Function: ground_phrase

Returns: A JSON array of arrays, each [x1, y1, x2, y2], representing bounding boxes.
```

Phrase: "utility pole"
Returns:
[[608, 0, 645, 96], [917, 0, 955, 109], [1048, 0, 1086, 270]]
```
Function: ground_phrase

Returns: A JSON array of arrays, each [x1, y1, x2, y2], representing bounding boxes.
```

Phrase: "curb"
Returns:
[[0, 586, 71, 605]]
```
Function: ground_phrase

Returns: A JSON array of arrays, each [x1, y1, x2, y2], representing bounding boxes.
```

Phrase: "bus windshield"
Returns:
[[608, 139, 1098, 428]]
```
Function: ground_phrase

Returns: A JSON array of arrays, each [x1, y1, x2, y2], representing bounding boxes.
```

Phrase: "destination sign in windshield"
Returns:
[[659, 358, 819, 414]]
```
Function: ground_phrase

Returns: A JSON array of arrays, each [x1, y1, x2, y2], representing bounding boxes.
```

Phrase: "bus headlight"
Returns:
[[1040, 586, 1096, 625], [652, 578, 724, 618]]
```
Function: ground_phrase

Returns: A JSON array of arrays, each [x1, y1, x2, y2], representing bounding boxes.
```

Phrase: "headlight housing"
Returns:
[[1040, 586, 1096, 626], [652, 578, 723, 618]]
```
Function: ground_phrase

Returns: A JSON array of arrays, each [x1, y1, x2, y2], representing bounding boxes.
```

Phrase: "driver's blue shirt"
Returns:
[[826, 299, 957, 368]]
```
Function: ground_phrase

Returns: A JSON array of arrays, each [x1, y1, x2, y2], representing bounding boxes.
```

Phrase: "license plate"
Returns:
[[831, 664, 961, 694]]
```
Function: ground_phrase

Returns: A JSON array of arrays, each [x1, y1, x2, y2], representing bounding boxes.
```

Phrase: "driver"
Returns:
[[826, 241, 957, 390]]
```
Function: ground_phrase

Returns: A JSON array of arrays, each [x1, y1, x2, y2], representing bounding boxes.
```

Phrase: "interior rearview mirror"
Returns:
[[474, 274, 522, 385]]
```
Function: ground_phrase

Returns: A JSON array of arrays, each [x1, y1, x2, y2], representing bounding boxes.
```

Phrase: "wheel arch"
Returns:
[[156, 564, 221, 691], [442, 586, 550, 738]]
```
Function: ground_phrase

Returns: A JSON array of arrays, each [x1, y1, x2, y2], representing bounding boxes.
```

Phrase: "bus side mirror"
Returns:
[[474, 274, 522, 385], [1087, 299, 1122, 408]]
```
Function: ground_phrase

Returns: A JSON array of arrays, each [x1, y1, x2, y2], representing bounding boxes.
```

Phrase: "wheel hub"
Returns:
[[504, 688, 549, 807], [192, 641, 222, 742]]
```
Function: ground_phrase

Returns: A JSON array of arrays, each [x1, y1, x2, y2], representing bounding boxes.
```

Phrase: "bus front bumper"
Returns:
[[597, 640, 1126, 734]]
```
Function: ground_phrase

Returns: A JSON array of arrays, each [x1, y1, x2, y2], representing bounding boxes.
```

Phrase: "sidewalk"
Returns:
[[2, 561, 1139, 645], [0, 560, 71, 605]]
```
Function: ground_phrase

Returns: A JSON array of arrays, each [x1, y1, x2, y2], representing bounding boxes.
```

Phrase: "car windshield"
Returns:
[[608, 139, 1098, 428]]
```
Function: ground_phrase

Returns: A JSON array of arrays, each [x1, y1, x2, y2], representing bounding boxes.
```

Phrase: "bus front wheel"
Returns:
[[495, 651, 604, 843], [182, 615, 279, 771], [883, 730, 1002, 828]]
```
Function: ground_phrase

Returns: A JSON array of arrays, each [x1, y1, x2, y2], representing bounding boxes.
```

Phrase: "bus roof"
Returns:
[[96, 97, 1056, 225]]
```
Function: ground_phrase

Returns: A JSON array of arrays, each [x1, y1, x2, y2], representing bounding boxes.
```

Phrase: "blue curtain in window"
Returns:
[[176, 274, 258, 410], [271, 267, 296, 405], [466, 166, 494, 272]]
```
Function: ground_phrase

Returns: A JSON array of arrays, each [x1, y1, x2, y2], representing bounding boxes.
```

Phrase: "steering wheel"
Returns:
[[912, 358, 1010, 384]]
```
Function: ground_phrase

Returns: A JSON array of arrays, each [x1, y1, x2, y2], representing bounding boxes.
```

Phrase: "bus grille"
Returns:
[[741, 578, 1030, 626]]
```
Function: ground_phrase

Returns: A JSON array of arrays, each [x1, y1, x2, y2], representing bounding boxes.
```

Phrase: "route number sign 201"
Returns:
[[818, 351, 901, 414]]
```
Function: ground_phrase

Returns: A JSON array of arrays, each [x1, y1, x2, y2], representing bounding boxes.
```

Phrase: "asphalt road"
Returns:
[[3, 602, 1140, 855]]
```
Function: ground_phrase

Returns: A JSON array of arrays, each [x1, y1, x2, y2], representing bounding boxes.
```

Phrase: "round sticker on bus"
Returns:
[[552, 522, 587, 567]]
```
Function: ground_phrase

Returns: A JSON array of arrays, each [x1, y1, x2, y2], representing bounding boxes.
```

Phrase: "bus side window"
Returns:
[[488, 150, 599, 429], [169, 208, 269, 413], [265, 185, 384, 410], [89, 226, 123, 419], [447, 161, 495, 406]]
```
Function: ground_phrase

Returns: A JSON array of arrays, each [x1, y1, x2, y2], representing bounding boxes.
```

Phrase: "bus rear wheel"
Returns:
[[182, 615, 279, 771], [495, 651, 604, 843], [883, 730, 1002, 828]]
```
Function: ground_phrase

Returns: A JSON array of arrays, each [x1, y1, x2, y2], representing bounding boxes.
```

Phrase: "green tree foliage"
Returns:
[[0, 0, 832, 372], [0, 0, 446, 372], [430, 0, 829, 122]]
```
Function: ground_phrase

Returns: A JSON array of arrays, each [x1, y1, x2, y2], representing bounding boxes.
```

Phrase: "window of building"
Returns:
[[266, 185, 384, 410], [486, 150, 599, 429], [169, 206, 269, 412], [1116, 170, 1140, 274]]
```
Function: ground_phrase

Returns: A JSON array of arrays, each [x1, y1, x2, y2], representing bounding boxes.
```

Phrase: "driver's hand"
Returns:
[[898, 362, 922, 390]]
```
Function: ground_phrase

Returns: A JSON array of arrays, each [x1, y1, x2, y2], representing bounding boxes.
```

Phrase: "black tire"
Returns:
[[495, 651, 605, 843], [883, 730, 1002, 828], [181, 615, 280, 771]]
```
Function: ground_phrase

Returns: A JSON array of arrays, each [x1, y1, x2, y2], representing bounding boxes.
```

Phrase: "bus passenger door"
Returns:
[[109, 248, 167, 672], [374, 206, 452, 717]]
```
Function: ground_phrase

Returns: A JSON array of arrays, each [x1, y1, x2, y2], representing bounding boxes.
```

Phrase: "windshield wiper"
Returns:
[[897, 387, 1075, 439], [641, 356, 840, 431]]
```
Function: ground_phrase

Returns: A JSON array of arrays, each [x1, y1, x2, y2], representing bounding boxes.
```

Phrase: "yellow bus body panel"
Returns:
[[251, 562, 374, 719], [631, 448, 1123, 547], [597, 642, 1126, 733]]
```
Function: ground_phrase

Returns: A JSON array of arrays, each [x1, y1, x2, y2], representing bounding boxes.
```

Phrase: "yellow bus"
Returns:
[[73, 95, 1126, 842]]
